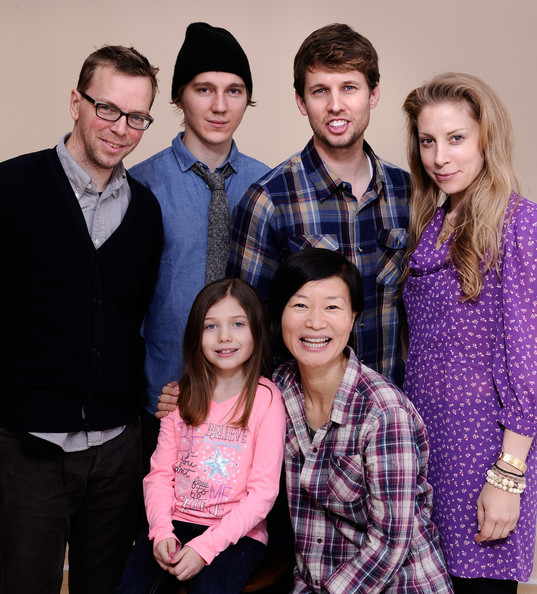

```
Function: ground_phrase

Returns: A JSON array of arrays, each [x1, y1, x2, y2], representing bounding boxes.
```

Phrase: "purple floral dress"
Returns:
[[404, 194, 537, 581]]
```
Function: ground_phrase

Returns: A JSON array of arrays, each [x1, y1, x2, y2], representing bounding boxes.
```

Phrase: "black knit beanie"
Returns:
[[171, 22, 253, 101]]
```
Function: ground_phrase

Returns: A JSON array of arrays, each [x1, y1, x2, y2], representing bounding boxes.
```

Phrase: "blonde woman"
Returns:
[[402, 73, 537, 593]]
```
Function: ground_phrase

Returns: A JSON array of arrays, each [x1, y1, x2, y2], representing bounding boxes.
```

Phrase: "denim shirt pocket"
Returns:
[[376, 228, 408, 287], [288, 234, 340, 253]]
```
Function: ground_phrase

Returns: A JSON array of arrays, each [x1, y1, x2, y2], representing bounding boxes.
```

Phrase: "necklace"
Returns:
[[438, 227, 453, 245], [438, 212, 457, 245]]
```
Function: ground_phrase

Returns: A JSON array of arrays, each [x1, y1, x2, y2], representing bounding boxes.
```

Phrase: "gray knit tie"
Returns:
[[192, 162, 233, 284]]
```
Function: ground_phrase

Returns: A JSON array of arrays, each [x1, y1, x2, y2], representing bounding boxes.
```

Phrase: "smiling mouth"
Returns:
[[326, 119, 350, 133], [301, 337, 331, 348], [329, 119, 347, 128], [435, 172, 457, 181], [103, 139, 123, 149], [216, 348, 238, 354]]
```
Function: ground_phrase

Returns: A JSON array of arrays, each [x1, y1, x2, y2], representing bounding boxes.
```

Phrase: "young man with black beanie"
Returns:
[[129, 22, 269, 465]]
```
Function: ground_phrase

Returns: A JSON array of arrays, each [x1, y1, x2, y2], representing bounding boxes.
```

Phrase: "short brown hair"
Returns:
[[294, 23, 379, 100], [76, 45, 159, 106]]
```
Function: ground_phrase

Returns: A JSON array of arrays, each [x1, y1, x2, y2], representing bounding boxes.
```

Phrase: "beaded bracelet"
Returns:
[[486, 472, 525, 494], [493, 464, 527, 485], [486, 467, 526, 494], [493, 462, 524, 478], [492, 463, 526, 482]]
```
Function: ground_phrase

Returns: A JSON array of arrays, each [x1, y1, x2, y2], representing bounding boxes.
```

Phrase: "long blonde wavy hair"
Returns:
[[402, 72, 519, 301]]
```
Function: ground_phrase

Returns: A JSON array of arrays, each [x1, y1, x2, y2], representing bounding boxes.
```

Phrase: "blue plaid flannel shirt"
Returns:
[[229, 139, 410, 386]]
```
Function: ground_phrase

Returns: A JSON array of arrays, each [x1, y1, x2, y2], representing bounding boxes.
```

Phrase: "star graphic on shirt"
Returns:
[[201, 447, 232, 479]]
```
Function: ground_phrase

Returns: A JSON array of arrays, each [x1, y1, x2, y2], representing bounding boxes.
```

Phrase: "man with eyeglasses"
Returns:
[[0, 45, 163, 594], [78, 90, 155, 132]]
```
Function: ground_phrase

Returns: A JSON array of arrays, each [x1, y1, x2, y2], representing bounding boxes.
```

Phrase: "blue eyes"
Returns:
[[204, 321, 246, 330], [313, 86, 356, 95], [197, 88, 242, 95]]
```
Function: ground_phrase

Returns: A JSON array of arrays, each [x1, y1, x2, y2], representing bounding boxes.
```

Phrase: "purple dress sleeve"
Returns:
[[494, 195, 537, 436]]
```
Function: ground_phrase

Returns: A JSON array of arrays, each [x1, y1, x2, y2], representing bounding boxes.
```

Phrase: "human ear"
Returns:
[[295, 91, 308, 117], [69, 89, 81, 122], [369, 84, 380, 109]]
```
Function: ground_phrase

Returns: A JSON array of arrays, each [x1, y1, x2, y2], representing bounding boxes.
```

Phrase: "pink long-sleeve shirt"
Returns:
[[143, 377, 286, 564]]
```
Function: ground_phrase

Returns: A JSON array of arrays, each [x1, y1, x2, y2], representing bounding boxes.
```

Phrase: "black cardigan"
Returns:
[[0, 148, 163, 431]]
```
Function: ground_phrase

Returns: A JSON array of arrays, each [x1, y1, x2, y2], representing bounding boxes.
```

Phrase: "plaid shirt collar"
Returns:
[[277, 346, 360, 431], [301, 137, 387, 206]]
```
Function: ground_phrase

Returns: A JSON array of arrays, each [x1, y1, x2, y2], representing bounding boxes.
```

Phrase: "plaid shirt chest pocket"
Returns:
[[326, 454, 366, 501], [376, 227, 408, 287], [319, 455, 369, 532]]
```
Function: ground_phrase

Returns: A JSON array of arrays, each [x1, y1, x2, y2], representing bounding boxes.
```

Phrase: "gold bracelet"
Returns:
[[498, 451, 527, 474]]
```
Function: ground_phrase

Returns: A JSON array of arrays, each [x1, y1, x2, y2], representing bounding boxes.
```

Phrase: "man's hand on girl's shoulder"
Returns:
[[155, 381, 179, 419]]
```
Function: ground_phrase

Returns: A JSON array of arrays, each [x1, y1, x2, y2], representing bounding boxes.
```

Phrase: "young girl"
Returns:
[[142, 278, 286, 593]]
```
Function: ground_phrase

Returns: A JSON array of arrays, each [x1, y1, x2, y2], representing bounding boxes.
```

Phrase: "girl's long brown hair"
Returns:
[[178, 279, 271, 428], [402, 72, 519, 301]]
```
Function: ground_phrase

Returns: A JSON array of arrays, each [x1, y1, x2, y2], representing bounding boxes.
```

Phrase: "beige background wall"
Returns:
[[0, 0, 536, 199], [1, 0, 537, 582]]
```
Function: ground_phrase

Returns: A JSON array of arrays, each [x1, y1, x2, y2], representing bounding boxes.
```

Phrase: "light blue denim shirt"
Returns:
[[129, 131, 269, 413]]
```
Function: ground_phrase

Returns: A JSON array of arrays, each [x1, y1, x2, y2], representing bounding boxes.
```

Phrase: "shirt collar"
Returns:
[[273, 346, 362, 428], [274, 346, 363, 431], [330, 346, 362, 425], [301, 138, 339, 202], [171, 131, 238, 175], [302, 138, 387, 204], [56, 133, 127, 200], [361, 140, 388, 205]]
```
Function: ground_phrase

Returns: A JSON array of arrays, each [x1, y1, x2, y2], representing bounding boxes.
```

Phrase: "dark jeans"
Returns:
[[135, 407, 162, 534], [141, 406, 161, 476], [0, 423, 142, 594], [117, 521, 266, 594], [450, 575, 518, 594]]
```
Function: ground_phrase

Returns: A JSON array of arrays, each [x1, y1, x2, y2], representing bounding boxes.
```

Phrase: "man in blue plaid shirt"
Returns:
[[228, 23, 410, 387]]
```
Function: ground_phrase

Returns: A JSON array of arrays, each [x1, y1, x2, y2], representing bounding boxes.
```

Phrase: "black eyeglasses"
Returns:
[[79, 91, 154, 131]]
